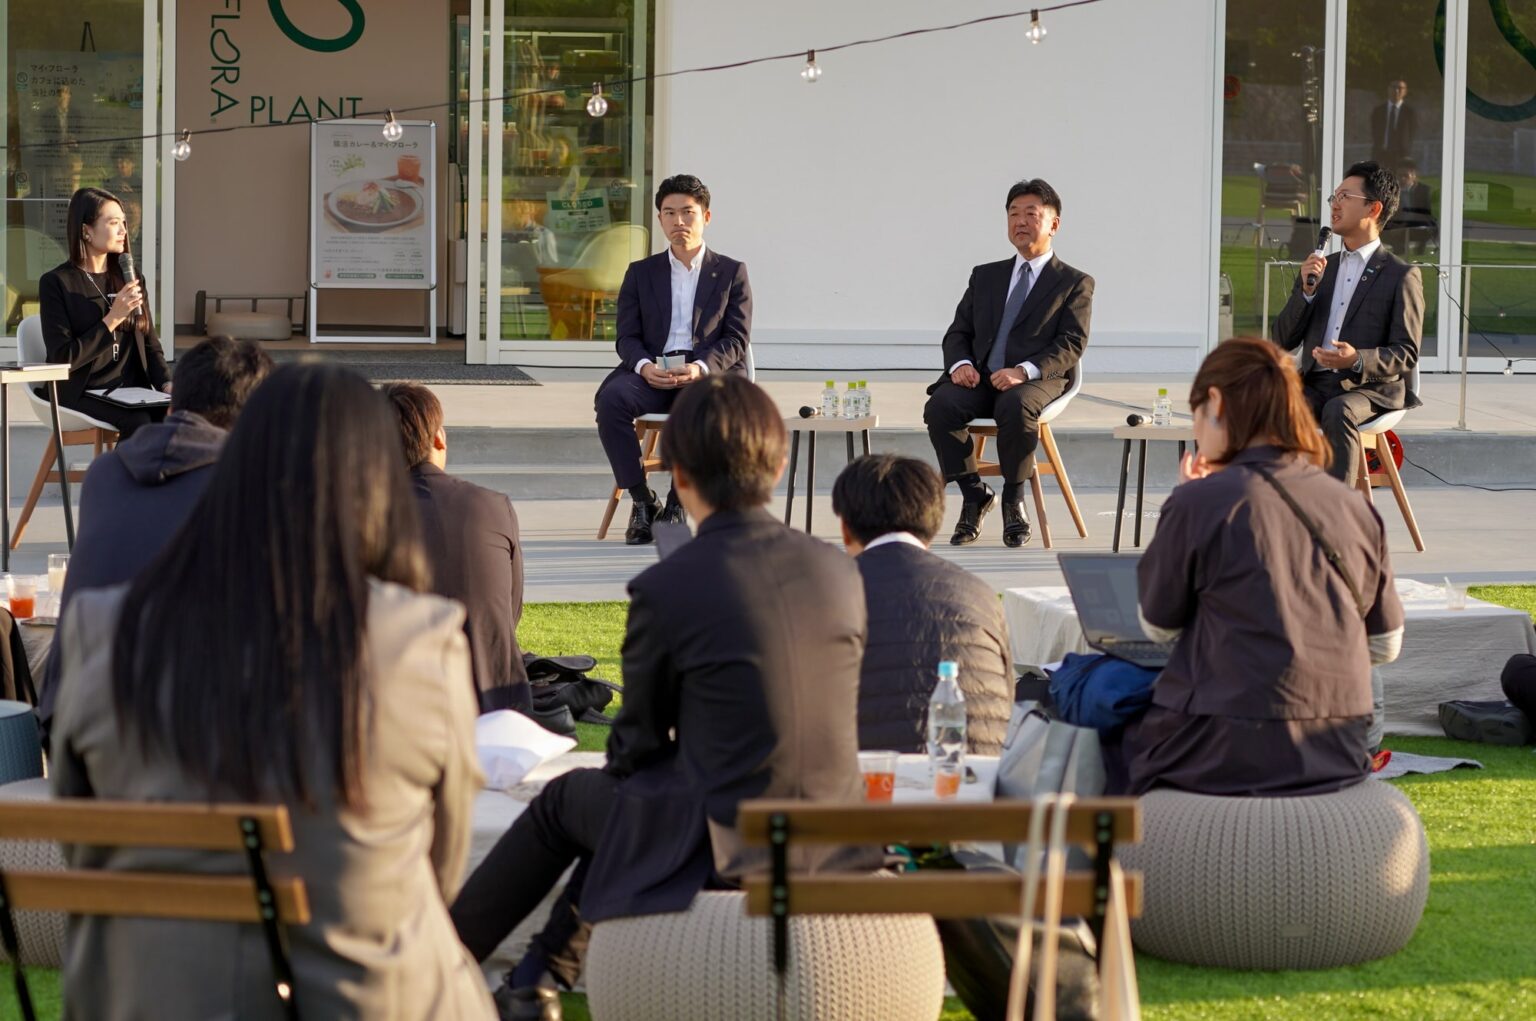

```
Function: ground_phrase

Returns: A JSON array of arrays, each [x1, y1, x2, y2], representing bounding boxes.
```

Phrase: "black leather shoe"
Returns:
[[494, 982, 562, 1021], [623, 491, 663, 545], [657, 488, 686, 526], [1002, 501, 1032, 548], [949, 487, 996, 546]]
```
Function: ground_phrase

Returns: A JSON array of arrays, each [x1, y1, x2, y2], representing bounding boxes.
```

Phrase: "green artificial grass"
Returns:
[[1469, 584, 1536, 622], [518, 601, 629, 753]]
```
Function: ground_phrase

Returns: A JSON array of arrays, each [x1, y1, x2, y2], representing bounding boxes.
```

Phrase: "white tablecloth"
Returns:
[[891, 753, 998, 803], [1003, 578, 1536, 736]]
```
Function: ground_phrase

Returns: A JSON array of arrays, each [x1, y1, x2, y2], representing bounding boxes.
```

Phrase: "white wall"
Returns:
[[656, 0, 1221, 372]]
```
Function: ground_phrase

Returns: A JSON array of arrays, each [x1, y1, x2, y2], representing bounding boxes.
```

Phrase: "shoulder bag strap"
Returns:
[[1247, 463, 1370, 618]]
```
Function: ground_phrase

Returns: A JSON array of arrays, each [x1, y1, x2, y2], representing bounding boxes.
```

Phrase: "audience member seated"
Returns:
[[1120, 337, 1405, 797], [831, 453, 1012, 754], [385, 382, 530, 713], [450, 376, 869, 1021], [50, 364, 494, 1018]]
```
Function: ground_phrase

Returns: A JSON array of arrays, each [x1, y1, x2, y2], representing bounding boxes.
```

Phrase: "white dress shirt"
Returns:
[[1304, 237, 1380, 371], [635, 243, 707, 374], [860, 531, 929, 552], [950, 249, 1054, 381]]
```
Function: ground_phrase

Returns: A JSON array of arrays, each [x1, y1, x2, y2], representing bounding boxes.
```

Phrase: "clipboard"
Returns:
[[86, 386, 171, 408]]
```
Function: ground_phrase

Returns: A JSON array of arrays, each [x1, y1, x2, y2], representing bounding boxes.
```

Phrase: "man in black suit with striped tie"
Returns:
[[923, 179, 1094, 548]]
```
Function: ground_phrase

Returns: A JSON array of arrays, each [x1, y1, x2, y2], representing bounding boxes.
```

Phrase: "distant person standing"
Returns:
[[1370, 79, 1418, 168]]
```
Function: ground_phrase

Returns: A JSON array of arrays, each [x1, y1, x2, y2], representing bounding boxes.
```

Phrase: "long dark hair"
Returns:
[[65, 186, 151, 334], [110, 363, 430, 807]]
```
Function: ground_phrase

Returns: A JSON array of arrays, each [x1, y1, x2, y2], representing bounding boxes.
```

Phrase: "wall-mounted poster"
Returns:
[[310, 119, 436, 290]]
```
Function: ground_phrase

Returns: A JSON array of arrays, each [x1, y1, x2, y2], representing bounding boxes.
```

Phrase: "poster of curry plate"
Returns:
[[310, 119, 436, 290]]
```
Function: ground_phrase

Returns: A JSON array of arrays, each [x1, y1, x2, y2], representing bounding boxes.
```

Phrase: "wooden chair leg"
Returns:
[[1355, 444, 1374, 502], [596, 486, 624, 540], [1039, 424, 1088, 539], [1377, 441, 1426, 552], [11, 436, 58, 549], [973, 433, 989, 470], [1029, 469, 1052, 549]]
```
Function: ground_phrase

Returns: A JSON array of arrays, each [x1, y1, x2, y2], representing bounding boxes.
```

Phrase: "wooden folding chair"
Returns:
[[596, 414, 668, 540], [0, 800, 309, 1021], [1357, 432, 1425, 552]]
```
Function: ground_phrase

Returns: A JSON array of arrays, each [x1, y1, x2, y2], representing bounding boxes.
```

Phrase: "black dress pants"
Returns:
[[43, 391, 166, 440], [450, 767, 619, 970], [923, 376, 1067, 487], [594, 373, 677, 491], [1303, 374, 1377, 489]]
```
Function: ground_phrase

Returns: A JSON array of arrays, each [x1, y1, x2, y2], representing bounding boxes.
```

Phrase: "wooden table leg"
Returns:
[[1112, 439, 1131, 552], [804, 432, 817, 533], [1133, 440, 1148, 548], [861, 429, 871, 456], [784, 431, 800, 526]]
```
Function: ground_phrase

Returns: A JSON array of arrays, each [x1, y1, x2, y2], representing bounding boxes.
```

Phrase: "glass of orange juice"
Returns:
[[8, 575, 36, 619], [397, 154, 422, 183], [857, 751, 898, 803]]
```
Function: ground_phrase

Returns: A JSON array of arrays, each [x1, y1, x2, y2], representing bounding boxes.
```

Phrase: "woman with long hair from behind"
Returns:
[[1121, 337, 1405, 797], [50, 363, 495, 1019]]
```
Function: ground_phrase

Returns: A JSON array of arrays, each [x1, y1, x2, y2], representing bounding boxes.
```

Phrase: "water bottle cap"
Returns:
[[937, 661, 958, 680], [825, 380, 834, 387], [1158, 388, 1168, 396]]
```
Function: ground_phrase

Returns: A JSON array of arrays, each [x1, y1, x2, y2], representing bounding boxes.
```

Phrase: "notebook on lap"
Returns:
[[1057, 552, 1174, 669]]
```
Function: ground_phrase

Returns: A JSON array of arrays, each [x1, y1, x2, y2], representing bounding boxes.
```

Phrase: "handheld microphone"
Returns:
[[1305, 226, 1332, 288], [1126, 413, 1146, 426], [118, 248, 136, 287], [798, 406, 822, 419]]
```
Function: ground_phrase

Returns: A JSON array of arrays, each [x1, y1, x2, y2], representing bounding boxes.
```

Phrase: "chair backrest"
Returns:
[[743, 343, 756, 383], [573, 224, 650, 287], [17, 315, 45, 363], [0, 799, 308, 1020], [738, 798, 1140, 921]]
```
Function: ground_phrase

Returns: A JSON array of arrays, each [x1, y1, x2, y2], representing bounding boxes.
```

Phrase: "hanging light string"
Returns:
[[0, 0, 1098, 154]]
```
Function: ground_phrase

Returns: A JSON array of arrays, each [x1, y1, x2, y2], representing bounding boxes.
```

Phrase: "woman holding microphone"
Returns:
[[39, 186, 170, 438]]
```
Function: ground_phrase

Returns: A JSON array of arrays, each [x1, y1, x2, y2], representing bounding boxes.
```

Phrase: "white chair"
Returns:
[[539, 224, 650, 340], [965, 366, 1089, 548], [596, 345, 755, 540], [1354, 363, 1425, 552], [10, 316, 117, 550]]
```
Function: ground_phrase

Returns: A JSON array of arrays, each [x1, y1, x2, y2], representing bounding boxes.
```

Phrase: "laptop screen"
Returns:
[[1057, 553, 1151, 644]]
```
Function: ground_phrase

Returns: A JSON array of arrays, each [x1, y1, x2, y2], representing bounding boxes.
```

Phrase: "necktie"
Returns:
[[988, 262, 1032, 373]]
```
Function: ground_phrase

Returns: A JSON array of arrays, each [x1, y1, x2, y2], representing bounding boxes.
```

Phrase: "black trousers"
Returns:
[[450, 767, 618, 973], [594, 373, 678, 491], [1503, 654, 1536, 720], [1303, 374, 1377, 489], [923, 376, 1067, 487]]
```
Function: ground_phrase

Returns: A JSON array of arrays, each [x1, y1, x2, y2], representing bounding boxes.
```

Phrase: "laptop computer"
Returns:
[[1057, 552, 1174, 669]]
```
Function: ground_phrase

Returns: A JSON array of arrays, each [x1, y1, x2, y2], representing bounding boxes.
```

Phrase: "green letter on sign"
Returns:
[[270, 0, 365, 53]]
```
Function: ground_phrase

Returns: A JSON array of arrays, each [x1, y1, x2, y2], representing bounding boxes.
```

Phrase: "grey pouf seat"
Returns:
[[1121, 780, 1429, 970], [584, 890, 946, 1020], [0, 778, 67, 967], [204, 310, 292, 341]]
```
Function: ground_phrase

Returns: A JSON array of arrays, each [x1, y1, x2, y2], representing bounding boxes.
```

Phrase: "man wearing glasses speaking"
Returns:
[[1274, 161, 1423, 488]]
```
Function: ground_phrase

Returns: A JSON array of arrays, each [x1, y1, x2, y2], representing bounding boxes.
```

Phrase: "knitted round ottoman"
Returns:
[[0, 777, 67, 967], [584, 891, 946, 1020], [1121, 780, 1429, 970]]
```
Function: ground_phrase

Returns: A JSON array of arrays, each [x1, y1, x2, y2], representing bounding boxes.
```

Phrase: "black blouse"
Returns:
[[37, 260, 170, 405]]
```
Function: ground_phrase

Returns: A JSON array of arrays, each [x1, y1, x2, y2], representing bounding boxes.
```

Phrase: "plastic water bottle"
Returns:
[[821, 380, 840, 418], [1152, 388, 1172, 427], [844, 382, 858, 418], [861, 381, 874, 420], [928, 661, 967, 798]]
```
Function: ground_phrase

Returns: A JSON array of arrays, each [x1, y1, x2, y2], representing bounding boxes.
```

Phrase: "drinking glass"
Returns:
[[857, 750, 898, 803], [48, 554, 70, 594]]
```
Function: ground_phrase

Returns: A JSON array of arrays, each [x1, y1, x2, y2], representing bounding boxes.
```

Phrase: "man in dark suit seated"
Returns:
[[1274, 160, 1424, 488], [453, 376, 868, 1020], [384, 382, 530, 713], [923, 178, 1094, 548], [831, 454, 1013, 755], [593, 173, 752, 546]]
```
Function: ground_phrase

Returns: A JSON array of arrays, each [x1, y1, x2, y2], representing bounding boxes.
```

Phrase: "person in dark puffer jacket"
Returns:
[[833, 454, 1013, 754]]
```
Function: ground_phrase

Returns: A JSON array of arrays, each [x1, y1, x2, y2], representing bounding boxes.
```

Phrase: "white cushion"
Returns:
[[205, 310, 292, 341]]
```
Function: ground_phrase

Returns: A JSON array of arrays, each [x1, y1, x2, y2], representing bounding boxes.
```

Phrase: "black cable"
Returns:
[[1438, 268, 1536, 370], [1400, 452, 1536, 492], [0, 0, 1112, 155]]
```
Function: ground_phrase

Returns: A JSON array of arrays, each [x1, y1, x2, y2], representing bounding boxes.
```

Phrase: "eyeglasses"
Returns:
[[1327, 190, 1369, 206]]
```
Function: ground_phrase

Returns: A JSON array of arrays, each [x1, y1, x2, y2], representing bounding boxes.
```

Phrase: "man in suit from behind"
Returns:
[[923, 178, 1094, 548], [593, 174, 752, 546], [384, 382, 530, 714], [1370, 79, 1418, 168], [452, 376, 867, 1020], [832, 454, 1013, 755], [1274, 160, 1424, 488]]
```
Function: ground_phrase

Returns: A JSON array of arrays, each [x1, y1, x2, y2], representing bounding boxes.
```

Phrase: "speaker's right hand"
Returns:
[[950, 364, 980, 388]]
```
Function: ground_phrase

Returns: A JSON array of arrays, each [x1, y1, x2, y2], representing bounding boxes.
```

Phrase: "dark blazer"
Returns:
[[38, 261, 170, 406], [579, 507, 869, 923], [597, 248, 752, 396], [411, 463, 529, 713], [1370, 101, 1418, 163], [1272, 245, 1424, 412], [930, 253, 1093, 393], [854, 542, 1013, 756]]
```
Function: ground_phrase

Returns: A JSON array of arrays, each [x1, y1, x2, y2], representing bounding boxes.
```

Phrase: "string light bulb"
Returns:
[[171, 129, 192, 162], [1026, 9, 1047, 44], [586, 83, 608, 118], [382, 110, 404, 141], [801, 49, 822, 83]]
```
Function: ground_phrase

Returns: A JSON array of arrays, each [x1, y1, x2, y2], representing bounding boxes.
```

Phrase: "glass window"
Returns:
[[1456, 0, 1536, 365], [1219, 1, 1328, 339], [5, 3, 146, 334]]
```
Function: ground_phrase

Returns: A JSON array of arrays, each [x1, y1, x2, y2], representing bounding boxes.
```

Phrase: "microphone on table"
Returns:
[[1305, 226, 1332, 288], [1126, 413, 1146, 426], [798, 406, 822, 419]]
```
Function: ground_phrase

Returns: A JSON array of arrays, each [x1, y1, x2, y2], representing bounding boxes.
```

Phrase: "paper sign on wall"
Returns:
[[311, 120, 436, 289]]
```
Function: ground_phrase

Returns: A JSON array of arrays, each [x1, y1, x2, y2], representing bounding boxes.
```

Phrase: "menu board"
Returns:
[[310, 120, 436, 290]]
